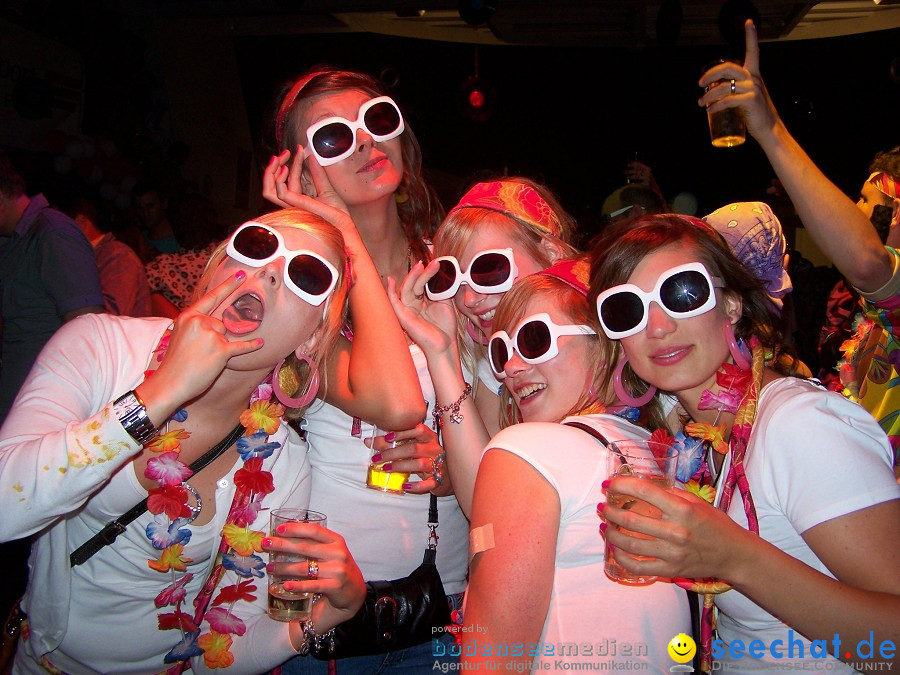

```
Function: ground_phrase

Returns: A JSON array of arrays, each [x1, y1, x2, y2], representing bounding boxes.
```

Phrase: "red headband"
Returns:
[[448, 181, 563, 238], [537, 257, 591, 297], [868, 171, 900, 200]]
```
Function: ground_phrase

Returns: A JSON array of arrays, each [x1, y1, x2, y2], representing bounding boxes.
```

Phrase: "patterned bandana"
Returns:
[[868, 171, 900, 200], [703, 202, 792, 312], [536, 256, 590, 297], [448, 181, 562, 237]]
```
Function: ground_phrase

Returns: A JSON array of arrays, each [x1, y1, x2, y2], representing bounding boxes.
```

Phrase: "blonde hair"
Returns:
[[491, 275, 611, 429], [433, 178, 579, 385], [198, 208, 349, 419]]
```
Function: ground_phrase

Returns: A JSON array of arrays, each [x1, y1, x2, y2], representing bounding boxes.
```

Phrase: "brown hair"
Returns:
[[273, 67, 443, 265], [198, 208, 350, 419], [490, 275, 612, 429], [588, 213, 804, 380]]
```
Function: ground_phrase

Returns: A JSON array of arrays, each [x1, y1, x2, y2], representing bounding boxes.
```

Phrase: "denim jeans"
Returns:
[[279, 632, 459, 675]]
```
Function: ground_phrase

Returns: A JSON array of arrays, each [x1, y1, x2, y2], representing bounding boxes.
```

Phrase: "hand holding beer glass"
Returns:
[[602, 440, 677, 585], [703, 58, 747, 148], [267, 508, 328, 621]]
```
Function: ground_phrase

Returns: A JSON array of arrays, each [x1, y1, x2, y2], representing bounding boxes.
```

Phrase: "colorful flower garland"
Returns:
[[143, 334, 286, 672]]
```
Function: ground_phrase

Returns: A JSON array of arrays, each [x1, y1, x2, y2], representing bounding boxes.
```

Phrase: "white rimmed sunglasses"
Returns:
[[425, 248, 518, 301], [226, 222, 339, 306], [488, 312, 596, 379], [595, 261, 724, 340], [305, 96, 404, 167]]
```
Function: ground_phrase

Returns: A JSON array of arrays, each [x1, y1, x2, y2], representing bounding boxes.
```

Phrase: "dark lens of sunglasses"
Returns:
[[426, 259, 459, 295], [470, 253, 512, 288], [660, 271, 710, 313], [600, 292, 644, 333], [489, 337, 509, 373], [364, 102, 401, 136], [312, 123, 355, 159], [288, 255, 333, 295], [233, 226, 279, 260], [517, 321, 552, 360]]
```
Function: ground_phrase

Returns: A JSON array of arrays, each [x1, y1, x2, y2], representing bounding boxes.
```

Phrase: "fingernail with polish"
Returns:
[[381, 462, 392, 471], [276, 524, 286, 535], [402, 483, 412, 491], [371, 453, 382, 463], [599, 522, 607, 535], [384, 432, 395, 442], [601, 480, 610, 489], [261, 537, 272, 548], [266, 562, 275, 573], [596, 502, 605, 513], [235, 270, 246, 280]]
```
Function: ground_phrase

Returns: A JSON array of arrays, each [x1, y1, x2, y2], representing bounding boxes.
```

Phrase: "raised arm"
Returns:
[[700, 20, 894, 293], [264, 152, 425, 430], [387, 261, 493, 515]]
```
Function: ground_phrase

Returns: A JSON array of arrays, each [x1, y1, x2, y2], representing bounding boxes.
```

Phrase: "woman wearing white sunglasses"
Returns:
[[389, 177, 579, 516], [0, 209, 367, 674], [262, 67, 469, 674], [590, 213, 900, 672], [460, 259, 690, 672]]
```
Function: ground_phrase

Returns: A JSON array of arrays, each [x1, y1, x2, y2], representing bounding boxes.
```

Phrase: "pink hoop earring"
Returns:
[[613, 355, 656, 407], [272, 353, 319, 408], [724, 320, 751, 370]]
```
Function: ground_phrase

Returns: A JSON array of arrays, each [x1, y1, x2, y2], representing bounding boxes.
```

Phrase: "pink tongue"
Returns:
[[223, 304, 262, 335]]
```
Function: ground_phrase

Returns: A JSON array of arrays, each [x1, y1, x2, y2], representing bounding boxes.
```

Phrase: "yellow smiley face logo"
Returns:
[[667, 633, 696, 663]]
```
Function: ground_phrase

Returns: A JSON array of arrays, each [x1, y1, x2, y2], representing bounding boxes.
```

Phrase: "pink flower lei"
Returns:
[[144, 335, 285, 672]]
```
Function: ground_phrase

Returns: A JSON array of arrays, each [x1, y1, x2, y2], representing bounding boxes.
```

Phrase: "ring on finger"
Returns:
[[432, 452, 446, 487], [730, 79, 736, 95], [390, 440, 398, 449], [307, 560, 319, 580]]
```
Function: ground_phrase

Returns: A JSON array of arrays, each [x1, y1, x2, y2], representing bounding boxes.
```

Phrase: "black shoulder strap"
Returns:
[[563, 420, 626, 465], [69, 422, 245, 567]]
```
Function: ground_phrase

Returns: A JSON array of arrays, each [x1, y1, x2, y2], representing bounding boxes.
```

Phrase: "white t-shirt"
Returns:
[[302, 343, 469, 594], [483, 414, 692, 672], [0, 314, 309, 674], [712, 377, 899, 672]]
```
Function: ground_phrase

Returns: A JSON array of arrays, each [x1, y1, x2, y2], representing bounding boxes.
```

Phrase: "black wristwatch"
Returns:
[[113, 390, 159, 445]]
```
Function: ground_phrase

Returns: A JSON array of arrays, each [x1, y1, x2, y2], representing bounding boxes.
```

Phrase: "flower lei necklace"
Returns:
[[143, 333, 285, 672], [654, 336, 765, 674]]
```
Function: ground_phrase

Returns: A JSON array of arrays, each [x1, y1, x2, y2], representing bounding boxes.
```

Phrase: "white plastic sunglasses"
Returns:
[[226, 222, 339, 306], [425, 248, 518, 301], [304, 96, 405, 167], [595, 261, 724, 340], [488, 312, 596, 379]]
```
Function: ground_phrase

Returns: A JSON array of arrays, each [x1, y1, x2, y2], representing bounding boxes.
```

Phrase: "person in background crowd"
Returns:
[[63, 195, 153, 317], [132, 180, 181, 261]]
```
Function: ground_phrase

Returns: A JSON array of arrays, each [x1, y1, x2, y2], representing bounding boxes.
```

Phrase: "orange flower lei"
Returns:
[[143, 334, 284, 672]]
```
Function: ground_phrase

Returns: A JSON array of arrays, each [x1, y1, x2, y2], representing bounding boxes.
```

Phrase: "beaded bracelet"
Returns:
[[431, 382, 473, 429]]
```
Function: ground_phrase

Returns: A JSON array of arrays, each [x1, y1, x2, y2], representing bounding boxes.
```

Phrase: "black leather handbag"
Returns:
[[313, 494, 451, 659]]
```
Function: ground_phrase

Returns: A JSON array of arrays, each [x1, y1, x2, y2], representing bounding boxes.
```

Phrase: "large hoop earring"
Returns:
[[613, 355, 656, 407], [724, 320, 751, 370], [272, 353, 319, 408]]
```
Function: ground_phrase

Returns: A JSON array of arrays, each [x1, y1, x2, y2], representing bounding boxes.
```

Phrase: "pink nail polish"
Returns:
[[235, 270, 246, 280], [276, 524, 286, 535], [384, 432, 395, 442], [599, 522, 607, 534], [266, 563, 275, 573], [261, 537, 272, 548], [371, 453, 382, 463], [597, 502, 605, 513], [401, 483, 412, 491], [382, 462, 392, 471], [601, 480, 610, 489]]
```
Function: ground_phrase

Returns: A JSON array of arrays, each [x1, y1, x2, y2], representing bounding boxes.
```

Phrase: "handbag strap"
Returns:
[[69, 422, 245, 567], [563, 420, 626, 465], [426, 493, 439, 552]]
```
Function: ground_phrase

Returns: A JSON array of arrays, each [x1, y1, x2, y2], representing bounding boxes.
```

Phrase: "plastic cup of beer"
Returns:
[[705, 58, 746, 148], [365, 426, 410, 494], [603, 439, 677, 585], [267, 508, 327, 622]]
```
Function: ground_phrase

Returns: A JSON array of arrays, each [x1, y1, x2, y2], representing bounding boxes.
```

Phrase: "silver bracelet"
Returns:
[[431, 383, 473, 429], [297, 595, 335, 656]]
